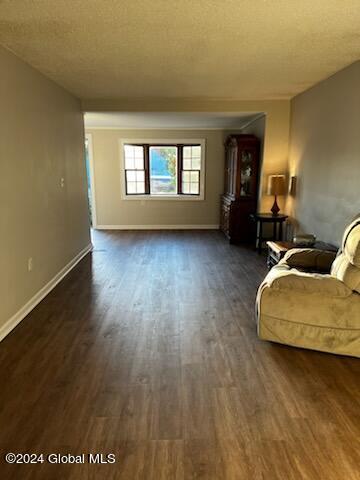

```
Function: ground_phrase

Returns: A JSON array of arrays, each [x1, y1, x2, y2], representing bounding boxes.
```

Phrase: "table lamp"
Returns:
[[267, 175, 286, 215]]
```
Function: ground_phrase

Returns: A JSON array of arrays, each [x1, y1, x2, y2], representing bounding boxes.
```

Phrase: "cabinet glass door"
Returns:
[[225, 143, 237, 195], [239, 150, 254, 196]]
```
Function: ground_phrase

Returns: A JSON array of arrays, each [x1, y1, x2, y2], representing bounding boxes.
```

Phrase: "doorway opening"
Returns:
[[84, 133, 97, 227]]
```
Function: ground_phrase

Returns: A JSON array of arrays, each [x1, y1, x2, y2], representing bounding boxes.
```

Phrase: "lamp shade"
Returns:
[[267, 175, 286, 195]]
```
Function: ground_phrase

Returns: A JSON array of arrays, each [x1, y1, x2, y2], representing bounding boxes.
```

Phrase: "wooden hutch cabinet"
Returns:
[[220, 134, 260, 243]]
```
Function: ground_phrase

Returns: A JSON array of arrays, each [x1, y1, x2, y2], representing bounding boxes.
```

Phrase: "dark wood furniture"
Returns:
[[250, 213, 288, 253], [266, 240, 338, 269], [220, 134, 260, 243]]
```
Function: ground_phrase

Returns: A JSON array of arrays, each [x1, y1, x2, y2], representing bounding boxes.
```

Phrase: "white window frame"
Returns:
[[120, 138, 206, 200]]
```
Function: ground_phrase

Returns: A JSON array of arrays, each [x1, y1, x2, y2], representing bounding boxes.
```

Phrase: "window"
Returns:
[[124, 145, 146, 194], [150, 146, 177, 195], [121, 140, 204, 199], [182, 145, 201, 194]]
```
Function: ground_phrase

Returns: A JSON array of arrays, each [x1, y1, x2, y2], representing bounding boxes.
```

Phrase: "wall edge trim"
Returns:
[[95, 224, 220, 230]]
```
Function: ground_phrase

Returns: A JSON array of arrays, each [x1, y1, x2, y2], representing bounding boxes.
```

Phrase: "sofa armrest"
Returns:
[[268, 271, 352, 298], [283, 248, 337, 272]]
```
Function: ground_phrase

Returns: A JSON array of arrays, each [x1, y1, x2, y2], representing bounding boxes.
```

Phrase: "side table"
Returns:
[[266, 240, 338, 269], [250, 213, 288, 254]]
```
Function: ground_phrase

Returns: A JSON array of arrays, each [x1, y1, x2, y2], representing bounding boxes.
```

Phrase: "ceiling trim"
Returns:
[[83, 111, 264, 130], [238, 113, 266, 131], [84, 126, 245, 131], [81, 98, 286, 113]]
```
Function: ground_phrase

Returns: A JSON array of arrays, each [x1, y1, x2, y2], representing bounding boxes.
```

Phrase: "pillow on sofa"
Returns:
[[283, 248, 337, 272]]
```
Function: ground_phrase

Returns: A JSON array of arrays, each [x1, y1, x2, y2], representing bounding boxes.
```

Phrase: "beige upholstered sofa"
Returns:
[[256, 216, 360, 357]]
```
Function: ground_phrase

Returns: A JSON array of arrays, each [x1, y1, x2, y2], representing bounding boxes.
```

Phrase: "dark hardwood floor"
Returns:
[[0, 230, 359, 479]]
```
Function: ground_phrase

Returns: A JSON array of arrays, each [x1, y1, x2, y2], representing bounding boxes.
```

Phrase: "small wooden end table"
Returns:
[[250, 213, 288, 254], [266, 240, 338, 269]]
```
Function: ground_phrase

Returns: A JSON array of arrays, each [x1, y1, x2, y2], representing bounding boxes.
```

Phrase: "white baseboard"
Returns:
[[95, 224, 220, 230], [0, 243, 93, 342]]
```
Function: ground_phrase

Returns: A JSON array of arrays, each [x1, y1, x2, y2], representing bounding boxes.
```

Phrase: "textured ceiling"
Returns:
[[84, 112, 261, 129], [0, 0, 359, 101]]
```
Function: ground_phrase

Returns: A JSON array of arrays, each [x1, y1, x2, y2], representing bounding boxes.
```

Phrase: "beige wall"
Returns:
[[85, 99, 290, 214], [287, 61, 360, 246], [86, 128, 225, 227], [0, 46, 91, 332], [86, 101, 290, 227]]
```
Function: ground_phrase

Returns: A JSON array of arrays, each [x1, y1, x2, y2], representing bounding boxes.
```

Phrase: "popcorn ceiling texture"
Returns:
[[0, 0, 359, 100]]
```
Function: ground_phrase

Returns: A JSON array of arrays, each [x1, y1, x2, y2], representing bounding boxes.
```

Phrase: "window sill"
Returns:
[[122, 194, 204, 201]]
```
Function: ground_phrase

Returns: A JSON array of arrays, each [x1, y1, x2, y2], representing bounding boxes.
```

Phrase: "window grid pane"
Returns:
[[124, 145, 144, 170], [191, 157, 201, 170], [182, 145, 201, 170], [181, 170, 199, 195], [126, 169, 145, 194], [183, 158, 191, 170]]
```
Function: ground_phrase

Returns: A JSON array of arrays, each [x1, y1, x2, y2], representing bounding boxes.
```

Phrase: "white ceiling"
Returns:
[[84, 112, 262, 129]]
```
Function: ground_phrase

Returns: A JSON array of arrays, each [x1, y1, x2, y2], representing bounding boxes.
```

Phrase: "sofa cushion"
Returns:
[[342, 220, 360, 267], [268, 270, 352, 297], [331, 254, 360, 293]]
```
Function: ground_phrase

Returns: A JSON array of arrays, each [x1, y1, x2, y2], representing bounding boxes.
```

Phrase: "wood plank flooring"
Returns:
[[0, 230, 359, 479]]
